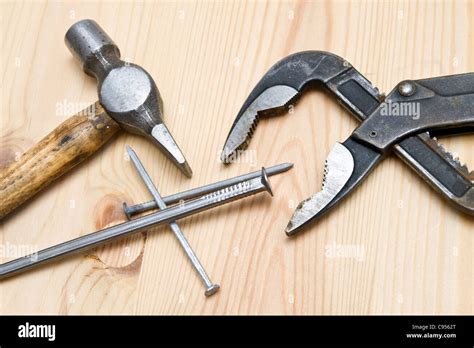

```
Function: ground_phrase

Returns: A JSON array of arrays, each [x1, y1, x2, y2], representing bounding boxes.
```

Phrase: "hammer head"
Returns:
[[65, 19, 192, 177]]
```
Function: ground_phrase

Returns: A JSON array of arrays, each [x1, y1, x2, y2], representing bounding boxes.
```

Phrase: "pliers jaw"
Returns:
[[285, 142, 356, 236], [222, 51, 474, 235], [221, 85, 298, 163], [221, 51, 379, 163]]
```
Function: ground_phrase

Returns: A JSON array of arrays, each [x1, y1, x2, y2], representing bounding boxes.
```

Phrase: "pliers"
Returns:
[[220, 51, 473, 236]]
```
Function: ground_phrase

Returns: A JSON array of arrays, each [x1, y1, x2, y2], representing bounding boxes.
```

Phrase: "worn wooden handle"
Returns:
[[0, 102, 120, 219]]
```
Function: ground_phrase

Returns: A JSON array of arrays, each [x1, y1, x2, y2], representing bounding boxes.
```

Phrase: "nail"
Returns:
[[0, 167, 273, 280], [124, 162, 293, 218]]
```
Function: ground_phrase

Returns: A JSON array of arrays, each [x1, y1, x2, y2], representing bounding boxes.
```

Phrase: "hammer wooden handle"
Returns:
[[0, 102, 120, 219]]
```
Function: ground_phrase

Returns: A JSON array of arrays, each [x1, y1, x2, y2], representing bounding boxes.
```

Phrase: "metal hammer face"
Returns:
[[65, 19, 192, 177]]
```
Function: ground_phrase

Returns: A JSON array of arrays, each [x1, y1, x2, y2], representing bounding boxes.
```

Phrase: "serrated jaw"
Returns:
[[221, 85, 299, 163], [286, 142, 354, 235]]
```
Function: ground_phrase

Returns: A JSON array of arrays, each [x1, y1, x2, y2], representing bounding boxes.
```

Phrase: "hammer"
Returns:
[[0, 19, 192, 219]]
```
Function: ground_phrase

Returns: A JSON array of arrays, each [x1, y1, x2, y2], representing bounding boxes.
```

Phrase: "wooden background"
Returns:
[[1, 0, 472, 314]]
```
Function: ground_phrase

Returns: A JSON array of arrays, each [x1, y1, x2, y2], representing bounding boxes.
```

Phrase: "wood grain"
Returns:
[[0, 0, 472, 315]]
